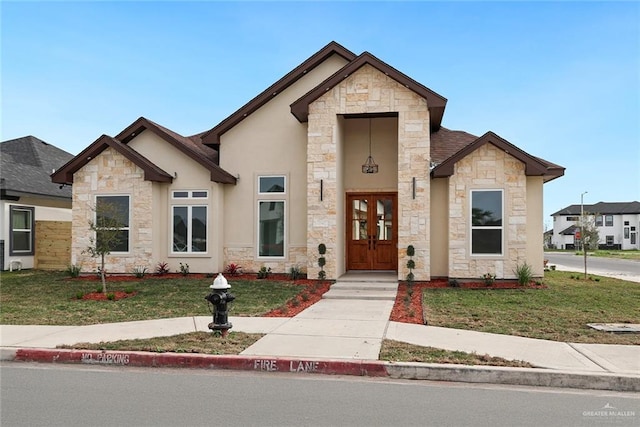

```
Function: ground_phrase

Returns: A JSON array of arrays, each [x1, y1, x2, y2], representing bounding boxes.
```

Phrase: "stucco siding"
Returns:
[[218, 54, 350, 274], [430, 177, 449, 277]]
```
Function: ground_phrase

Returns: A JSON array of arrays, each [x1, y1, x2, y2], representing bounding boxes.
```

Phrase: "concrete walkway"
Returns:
[[2, 271, 638, 390]]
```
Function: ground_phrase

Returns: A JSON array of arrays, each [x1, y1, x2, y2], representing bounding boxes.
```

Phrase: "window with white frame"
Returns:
[[595, 215, 603, 227], [95, 195, 130, 252], [258, 176, 286, 257], [471, 190, 503, 255], [172, 190, 208, 253], [10, 205, 34, 255], [605, 215, 614, 226]]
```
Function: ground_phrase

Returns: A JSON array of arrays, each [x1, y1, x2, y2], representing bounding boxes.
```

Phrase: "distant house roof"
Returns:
[[1, 136, 74, 201], [551, 201, 640, 216], [559, 224, 579, 235]]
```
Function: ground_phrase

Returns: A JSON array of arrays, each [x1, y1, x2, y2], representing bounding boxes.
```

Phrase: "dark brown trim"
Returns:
[[116, 117, 236, 184], [200, 41, 357, 146], [290, 52, 448, 131], [51, 135, 174, 185], [430, 131, 565, 181]]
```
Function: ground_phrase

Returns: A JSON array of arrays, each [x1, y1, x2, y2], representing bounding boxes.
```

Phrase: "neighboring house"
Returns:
[[52, 41, 564, 280], [550, 202, 640, 250], [1, 136, 74, 270]]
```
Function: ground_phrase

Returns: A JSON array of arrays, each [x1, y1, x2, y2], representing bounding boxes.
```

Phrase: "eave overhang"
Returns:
[[51, 135, 174, 185], [290, 52, 448, 131], [200, 41, 357, 146], [430, 131, 565, 182]]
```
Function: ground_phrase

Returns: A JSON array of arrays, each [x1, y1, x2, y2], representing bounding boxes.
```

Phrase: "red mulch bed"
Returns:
[[262, 279, 332, 317], [390, 279, 547, 325]]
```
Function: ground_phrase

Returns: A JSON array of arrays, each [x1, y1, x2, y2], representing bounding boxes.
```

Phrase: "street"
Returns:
[[2, 363, 638, 426], [544, 252, 640, 282]]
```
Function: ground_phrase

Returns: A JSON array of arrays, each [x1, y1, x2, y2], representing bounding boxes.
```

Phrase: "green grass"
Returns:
[[0, 270, 302, 325], [379, 340, 533, 367], [58, 331, 263, 355], [589, 250, 640, 261], [423, 270, 640, 345]]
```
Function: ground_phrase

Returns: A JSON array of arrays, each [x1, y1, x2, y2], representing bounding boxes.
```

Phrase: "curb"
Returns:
[[3, 348, 639, 392]]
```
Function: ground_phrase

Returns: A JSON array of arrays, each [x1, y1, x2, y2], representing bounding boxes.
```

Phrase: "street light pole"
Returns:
[[581, 191, 588, 279]]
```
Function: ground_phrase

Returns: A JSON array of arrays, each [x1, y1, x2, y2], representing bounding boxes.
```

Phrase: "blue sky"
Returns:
[[2, 1, 638, 225]]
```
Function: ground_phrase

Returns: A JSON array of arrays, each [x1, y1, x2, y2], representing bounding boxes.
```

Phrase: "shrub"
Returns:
[[318, 243, 327, 280], [132, 266, 148, 278], [75, 291, 84, 300], [124, 286, 134, 294], [66, 264, 82, 278], [106, 293, 115, 301], [257, 266, 271, 279], [481, 273, 496, 286], [225, 263, 242, 276], [514, 262, 533, 286], [289, 265, 303, 280], [179, 263, 190, 276], [318, 270, 326, 280], [155, 262, 170, 276], [449, 279, 460, 288]]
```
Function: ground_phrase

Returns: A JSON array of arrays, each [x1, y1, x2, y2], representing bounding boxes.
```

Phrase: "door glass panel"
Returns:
[[352, 199, 368, 240], [376, 198, 393, 241]]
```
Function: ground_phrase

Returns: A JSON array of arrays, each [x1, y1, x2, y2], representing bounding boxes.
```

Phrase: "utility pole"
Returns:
[[581, 191, 588, 279]]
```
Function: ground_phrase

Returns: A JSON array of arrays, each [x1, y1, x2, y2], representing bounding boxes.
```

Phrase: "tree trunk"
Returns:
[[100, 254, 107, 294]]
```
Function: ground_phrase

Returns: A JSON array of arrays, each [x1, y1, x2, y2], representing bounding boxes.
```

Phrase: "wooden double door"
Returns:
[[347, 193, 397, 270]]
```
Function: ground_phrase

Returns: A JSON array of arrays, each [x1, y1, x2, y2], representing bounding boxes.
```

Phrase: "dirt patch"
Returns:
[[79, 291, 137, 301]]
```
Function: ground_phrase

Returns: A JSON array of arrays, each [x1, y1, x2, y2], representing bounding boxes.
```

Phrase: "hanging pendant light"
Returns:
[[362, 118, 379, 174]]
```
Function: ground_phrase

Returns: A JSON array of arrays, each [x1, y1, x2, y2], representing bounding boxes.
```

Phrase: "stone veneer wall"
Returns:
[[223, 245, 307, 275], [71, 148, 153, 273], [448, 144, 527, 279], [306, 64, 431, 280]]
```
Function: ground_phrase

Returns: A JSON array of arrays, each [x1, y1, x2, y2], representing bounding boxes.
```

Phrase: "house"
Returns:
[[51, 41, 564, 280], [550, 201, 640, 250], [1, 136, 74, 270]]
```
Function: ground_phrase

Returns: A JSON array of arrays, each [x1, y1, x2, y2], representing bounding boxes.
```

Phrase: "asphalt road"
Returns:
[[2, 363, 639, 427], [544, 252, 640, 282]]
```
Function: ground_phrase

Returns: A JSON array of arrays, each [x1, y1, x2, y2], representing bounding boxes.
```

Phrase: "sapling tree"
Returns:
[[86, 200, 127, 293], [579, 212, 600, 279]]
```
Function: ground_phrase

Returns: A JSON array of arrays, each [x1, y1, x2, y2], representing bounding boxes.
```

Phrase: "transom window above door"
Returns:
[[259, 176, 285, 194]]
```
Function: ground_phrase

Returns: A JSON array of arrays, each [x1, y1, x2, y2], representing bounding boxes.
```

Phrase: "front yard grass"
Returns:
[[0, 270, 302, 325], [423, 270, 640, 345]]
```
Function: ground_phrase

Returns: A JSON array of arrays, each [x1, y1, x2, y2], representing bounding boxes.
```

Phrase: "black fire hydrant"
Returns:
[[205, 273, 235, 336]]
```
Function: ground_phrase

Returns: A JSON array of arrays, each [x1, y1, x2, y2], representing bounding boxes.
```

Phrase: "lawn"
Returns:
[[422, 270, 640, 345], [0, 270, 302, 325]]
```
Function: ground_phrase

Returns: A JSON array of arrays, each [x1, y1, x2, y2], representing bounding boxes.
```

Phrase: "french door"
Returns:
[[347, 193, 397, 270]]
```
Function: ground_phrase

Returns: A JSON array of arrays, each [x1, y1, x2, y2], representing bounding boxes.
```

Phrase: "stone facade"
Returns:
[[448, 143, 527, 279], [306, 64, 431, 280], [71, 148, 154, 273]]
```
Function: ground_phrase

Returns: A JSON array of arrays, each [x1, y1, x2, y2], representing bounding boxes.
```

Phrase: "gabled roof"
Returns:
[[551, 201, 640, 216], [430, 127, 478, 165], [559, 224, 579, 235], [52, 117, 237, 185], [51, 134, 174, 185], [290, 51, 448, 131], [1, 136, 74, 201], [201, 41, 357, 146], [430, 131, 565, 182]]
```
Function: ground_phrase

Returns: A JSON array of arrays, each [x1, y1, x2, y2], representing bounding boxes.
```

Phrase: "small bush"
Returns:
[[291, 298, 300, 307], [66, 264, 82, 278], [155, 262, 170, 276], [75, 291, 84, 300], [124, 286, 134, 294], [595, 277, 601, 282], [318, 270, 326, 280], [95, 285, 103, 293], [179, 263, 189, 276], [106, 293, 115, 301], [449, 279, 460, 288], [132, 266, 148, 278], [514, 262, 533, 286], [481, 273, 496, 287], [318, 243, 327, 255], [257, 266, 271, 279], [289, 265, 303, 280], [225, 263, 242, 276], [301, 292, 310, 302]]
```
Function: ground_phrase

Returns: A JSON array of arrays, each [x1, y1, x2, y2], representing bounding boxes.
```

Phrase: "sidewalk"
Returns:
[[2, 272, 638, 391]]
